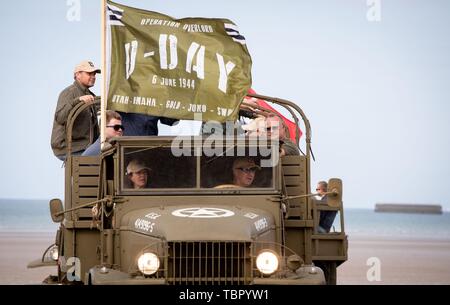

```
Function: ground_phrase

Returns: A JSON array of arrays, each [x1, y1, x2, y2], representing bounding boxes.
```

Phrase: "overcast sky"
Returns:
[[0, 0, 449, 210]]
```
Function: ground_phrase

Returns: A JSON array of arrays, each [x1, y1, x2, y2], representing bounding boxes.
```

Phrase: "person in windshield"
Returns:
[[126, 159, 151, 189], [232, 157, 261, 187]]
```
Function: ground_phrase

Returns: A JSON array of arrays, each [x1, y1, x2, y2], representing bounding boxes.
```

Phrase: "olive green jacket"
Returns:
[[281, 138, 300, 156], [51, 81, 99, 157]]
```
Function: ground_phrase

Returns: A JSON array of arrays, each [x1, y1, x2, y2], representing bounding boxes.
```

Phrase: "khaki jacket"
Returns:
[[281, 138, 300, 156], [51, 81, 99, 156]]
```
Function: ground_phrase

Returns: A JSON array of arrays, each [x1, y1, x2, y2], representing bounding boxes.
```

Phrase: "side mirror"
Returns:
[[49, 198, 64, 223], [327, 178, 343, 208]]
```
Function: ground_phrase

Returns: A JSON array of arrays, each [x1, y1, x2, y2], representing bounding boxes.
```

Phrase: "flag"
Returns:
[[246, 88, 302, 143], [106, 0, 252, 123]]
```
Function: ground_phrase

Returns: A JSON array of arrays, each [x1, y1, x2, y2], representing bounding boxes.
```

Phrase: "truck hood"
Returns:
[[121, 205, 274, 241]]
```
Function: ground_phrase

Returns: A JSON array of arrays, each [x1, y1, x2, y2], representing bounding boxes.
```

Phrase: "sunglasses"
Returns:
[[236, 167, 257, 174], [106, 124, 124, 131], [266, 126, 279, 132]]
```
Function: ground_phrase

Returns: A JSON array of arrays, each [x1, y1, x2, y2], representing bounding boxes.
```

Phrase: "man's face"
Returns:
[[316, 184, 326, 196], [233, 167, 256, 187], [266, 117, 286, 140], [76, 71, 97, 88], [251, 118, 267, 137], [129, 170, 148, 189], [105, 118, 123, 140]]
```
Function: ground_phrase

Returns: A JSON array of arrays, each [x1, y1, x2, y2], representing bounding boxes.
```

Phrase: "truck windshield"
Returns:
[[120, 144, 276, 191], [122, 146, 196, 189]]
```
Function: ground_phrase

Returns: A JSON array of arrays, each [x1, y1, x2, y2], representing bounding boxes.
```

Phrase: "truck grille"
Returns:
[[167, 241, 252, 285]]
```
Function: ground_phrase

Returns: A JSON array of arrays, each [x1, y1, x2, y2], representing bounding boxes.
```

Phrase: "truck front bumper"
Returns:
[[88, 266, 325, 285]]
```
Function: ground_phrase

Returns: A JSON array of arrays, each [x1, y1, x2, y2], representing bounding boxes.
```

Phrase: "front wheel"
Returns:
[[315, 261, 337, 285]]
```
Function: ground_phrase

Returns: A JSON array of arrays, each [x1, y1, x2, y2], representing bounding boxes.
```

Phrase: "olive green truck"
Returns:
[[29, 93, 347, 285]]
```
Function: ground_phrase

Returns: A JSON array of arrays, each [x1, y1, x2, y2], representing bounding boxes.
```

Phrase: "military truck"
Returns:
[[29, 93, 347, 285]]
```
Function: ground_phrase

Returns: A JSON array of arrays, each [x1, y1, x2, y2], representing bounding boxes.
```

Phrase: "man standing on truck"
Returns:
[[51, 60, 100, 160]]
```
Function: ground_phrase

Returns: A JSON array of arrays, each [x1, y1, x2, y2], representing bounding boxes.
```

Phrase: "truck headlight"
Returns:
[[49, 246, 59, 261], [256, 250, 279, 275], [137, 252, 160, 275]]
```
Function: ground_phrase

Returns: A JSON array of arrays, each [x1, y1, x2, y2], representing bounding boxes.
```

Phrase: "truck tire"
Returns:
[[316, 261, 337, 285]]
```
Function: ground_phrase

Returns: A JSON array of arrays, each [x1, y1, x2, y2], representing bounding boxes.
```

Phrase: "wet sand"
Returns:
[[1, 232, 450, 284], [337, 236, 450, 284], [0, 232, 57, 284]]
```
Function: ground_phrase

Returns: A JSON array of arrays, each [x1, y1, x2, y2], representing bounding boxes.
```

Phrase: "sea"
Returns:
[[1, 199, 450, 240]]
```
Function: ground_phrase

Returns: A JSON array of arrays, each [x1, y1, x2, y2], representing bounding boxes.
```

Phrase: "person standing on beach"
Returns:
[[316, 181, 338, 233], [51, 60, 101, 161]]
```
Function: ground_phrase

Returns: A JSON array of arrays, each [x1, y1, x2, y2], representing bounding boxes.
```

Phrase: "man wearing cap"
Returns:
[[51, 60, 101, 160], [232, 157, 261, 187], [126, 159, 151, 189]]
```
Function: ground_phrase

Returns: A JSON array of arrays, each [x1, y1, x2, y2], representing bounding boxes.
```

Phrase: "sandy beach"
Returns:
[[1, 231, 450, 285], [0, 232, 57, 285], [337, 236, 450, 284]]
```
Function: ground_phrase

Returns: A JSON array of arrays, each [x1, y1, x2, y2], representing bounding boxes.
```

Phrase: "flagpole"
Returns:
[[100, 0, 107, 149]]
